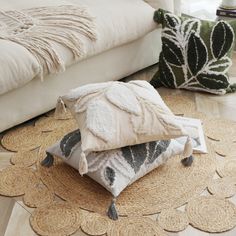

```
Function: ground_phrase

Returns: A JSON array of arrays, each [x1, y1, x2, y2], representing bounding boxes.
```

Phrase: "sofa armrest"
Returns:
[[145, 0, 182, 15]]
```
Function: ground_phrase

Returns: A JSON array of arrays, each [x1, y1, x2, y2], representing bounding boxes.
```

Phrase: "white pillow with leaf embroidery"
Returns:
[[60, 80, 193, 175], [45, 129, 190, 198]]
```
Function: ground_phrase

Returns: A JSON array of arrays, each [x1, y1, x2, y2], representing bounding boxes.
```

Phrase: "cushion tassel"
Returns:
[[41, 152, 54, 167], [181, 136, 194, 167], [226, 83, 236, 93], [107, 198, 118, 221], [79, 152, 88, 176], [54, 97, 67, 119]]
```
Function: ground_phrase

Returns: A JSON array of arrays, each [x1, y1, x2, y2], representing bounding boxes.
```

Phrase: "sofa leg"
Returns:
[[41, 153, 54, 167], [181, 156, 194, 167]]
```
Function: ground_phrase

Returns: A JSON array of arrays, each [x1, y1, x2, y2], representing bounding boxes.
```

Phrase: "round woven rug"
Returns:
[[1, 93, 236, 236]]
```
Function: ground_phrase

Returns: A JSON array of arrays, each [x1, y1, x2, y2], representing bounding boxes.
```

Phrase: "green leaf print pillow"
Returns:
[[150, 9, 236, 95]]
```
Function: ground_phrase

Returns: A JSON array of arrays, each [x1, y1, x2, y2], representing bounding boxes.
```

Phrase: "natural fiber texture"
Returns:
[[81, 213, 112, 235], [208, 177, 236, 198], [10, 149, 38, 167], [0, 5, 97, 77], [1, 91, 236, 235], [184, 111, 208, 124], [107, 217, 167, 236], [214, 141, 236, 157], [204, 118, 236, 141], [1, 125, 42, 151], [158, 209, 189, 232], [23, 184, 54, 208], [187, 196, 236, 232], [0, 166, 37, 196], [161, 94, 196, 115], [217, 159, 236, 178], [38, 148, 216, 216], [30, 202, 83, 236], [35, 116, 76, 132]]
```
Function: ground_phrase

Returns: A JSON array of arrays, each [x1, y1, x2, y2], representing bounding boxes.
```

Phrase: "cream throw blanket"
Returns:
[[0, 5, 97, 78]]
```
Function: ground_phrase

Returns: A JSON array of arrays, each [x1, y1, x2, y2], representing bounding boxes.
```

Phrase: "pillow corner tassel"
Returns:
[[107, 198, 118, 221], [41, 152, 54, 167], [226, 83, 236, 93], [54, 97, 67, 119], [78, 152, 88, 176], [181, 136, 194, 167]]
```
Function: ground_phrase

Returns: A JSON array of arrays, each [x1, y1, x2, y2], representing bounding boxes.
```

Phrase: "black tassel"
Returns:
[[107, 199, 118, 221], [41, 152, 54, 167], [181, 155, 194, 167]]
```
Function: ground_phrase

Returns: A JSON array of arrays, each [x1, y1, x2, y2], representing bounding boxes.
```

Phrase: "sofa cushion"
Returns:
[[0, 40, 40, 95], [150, 9, 236, 95]]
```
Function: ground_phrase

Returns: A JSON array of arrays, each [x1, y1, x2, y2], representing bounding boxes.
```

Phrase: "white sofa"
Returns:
[[0, 0, 178, 132]]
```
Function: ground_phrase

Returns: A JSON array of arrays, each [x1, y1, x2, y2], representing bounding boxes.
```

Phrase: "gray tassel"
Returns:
[[41, 152, 54, 167], [181, 155, 194, 167], [107, 199, 118, 221]]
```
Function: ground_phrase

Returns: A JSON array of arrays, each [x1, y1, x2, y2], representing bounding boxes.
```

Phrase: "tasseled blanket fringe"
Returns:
[[0, 5, 97, 77]]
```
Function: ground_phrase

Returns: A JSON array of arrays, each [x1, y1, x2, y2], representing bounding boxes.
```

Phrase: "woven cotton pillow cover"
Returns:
[[59, 80, 193, 175], [46, 129, 189, 197], [150, 9, 236, 95]]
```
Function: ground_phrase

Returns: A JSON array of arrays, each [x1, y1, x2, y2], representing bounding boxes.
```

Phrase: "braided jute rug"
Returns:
[[1, 93, 236, 236]]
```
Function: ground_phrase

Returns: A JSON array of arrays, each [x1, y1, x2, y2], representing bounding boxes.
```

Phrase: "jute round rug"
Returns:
[[1, 93, 236, 236]]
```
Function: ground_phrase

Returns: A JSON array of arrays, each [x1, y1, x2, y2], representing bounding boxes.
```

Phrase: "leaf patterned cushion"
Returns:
[[47, 129, 187, 197], [60, 80, 192, 175], [150, 9, 236, 95]]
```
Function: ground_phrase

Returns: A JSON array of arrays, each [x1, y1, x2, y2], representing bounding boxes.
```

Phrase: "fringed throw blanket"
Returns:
[[0, 5, 97, 78]]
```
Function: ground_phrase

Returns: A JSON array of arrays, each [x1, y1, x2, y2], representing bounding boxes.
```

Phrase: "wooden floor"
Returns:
[[1, 56, 236, 236]]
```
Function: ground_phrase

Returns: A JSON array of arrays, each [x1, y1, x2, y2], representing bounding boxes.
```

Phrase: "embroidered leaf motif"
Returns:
[[205, 57, 232, 74], [121, 143, 147, 173], [104, 166, 115, 186], [162, 28, 178, 42], [159, 53, 176, 88], [211, 21, 234, 59], [105, 83, 141, 115], [162, 37, 184, 66], [187, 32, 207, 76], [86, 100, 115, 142], [128, 80, 168, 107], [129, 80, 155, 91], [164, 13, 181, 30], [75, 92, 101, 113], [147, 140, 171, 164], [121, 140, 171, 172], [66, 82, 111, 101], [181, 19, 201, 40], [60, 129, 81, 158], [197, 73, 229, 89]]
